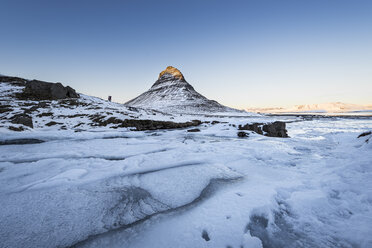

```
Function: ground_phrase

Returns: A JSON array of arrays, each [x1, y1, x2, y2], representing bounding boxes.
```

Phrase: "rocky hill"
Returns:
[[0, 75, 204, 132], [125, 66, 241, 114]]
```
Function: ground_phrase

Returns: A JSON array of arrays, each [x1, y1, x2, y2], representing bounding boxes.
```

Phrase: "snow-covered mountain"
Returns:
[[247, 102, 372, 113], [125, 66, 241, 114]]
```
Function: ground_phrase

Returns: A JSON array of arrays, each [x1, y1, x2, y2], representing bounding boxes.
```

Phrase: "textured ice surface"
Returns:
[[1, 117, 372, 248]]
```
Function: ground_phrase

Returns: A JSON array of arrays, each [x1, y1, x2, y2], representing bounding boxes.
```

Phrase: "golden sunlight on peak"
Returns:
[[159, 66, 184, 80]]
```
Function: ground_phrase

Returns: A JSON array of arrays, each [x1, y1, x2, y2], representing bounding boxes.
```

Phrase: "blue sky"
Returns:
[[1, 0, 371, 108]]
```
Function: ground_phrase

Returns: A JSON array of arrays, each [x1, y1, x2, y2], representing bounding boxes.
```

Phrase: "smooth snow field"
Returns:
[[1, 117, 372, 248]]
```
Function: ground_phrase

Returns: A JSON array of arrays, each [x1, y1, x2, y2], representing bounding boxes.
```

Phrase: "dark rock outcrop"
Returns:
[[8, 126, 25, 132], [358, 131, 371, 138], [239, 121, 288, 138], [45, 121, 63, 127], [187, 128, 201, 132], [17, 80, 79, 100], [263, 121, 288, 138], [90, 116, 202, 131], [0, 139, 45, 145], [358, 131, 371, 143], [11, 114, 33, 128], [239, 123, 263, 135], [237, 131, 249, 138], [0, 76, 28, 86], [0, 104, 12, 114]]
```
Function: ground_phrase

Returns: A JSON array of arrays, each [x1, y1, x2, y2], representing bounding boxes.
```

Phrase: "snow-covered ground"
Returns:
[[1, 115, 372, 248]]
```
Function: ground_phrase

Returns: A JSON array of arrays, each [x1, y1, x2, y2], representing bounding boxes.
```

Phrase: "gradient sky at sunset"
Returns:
[[1, 0, 371, 109]]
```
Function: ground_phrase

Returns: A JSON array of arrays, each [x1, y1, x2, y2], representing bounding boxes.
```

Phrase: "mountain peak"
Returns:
[[125, 66, 240, 114], [159, 66, 184, 81]]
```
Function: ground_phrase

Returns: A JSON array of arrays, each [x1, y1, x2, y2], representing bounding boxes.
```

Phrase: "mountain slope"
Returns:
[[125, 66, 240, 114]]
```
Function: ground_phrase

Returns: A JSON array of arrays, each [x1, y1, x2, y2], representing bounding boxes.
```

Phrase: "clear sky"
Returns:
[[1, 0, 371, 109]]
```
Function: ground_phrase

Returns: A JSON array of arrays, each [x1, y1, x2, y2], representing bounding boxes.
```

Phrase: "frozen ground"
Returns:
[[1, 116, 372, 248]]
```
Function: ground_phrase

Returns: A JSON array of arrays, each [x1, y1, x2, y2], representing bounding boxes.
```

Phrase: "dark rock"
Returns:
[[59, 114, 87, 119], [37, 102, 49, 108], [17, 80, 79, 100], [211, 121, 220, 125], [37, 112, 54, 117], [358, 131, 371, 143], [0, 104, 12, 113], [24, 102, 50, 114], [0, 76, 28, 86], [74, 123, 84, 128], [239, 121, 288, 138], [237, 131, 249, 138], [59, 99, 86, 106], [45, 121, 62, 127], [91, 116, 201, 131], [8, 126, 25, 132], [11, 114, 33, 128], [187, 128, 200, 132], [262, 121, 288, 138], [239, 123, 263, 134], [0, 138, 45, 145], [202, 230, 210, 241], [23, 105, 39, 114], [358, 131, 371, 138], [120, 119, 201, 131]]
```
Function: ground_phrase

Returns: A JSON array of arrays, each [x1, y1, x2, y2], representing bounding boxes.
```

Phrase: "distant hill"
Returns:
[[247, 102, 372, 113]]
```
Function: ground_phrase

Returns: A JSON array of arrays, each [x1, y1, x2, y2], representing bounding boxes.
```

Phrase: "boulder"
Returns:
[[262, 121, 288, 138], [238, 121, 288, 138], [18, 80, 79, 100], [239, 123, 263, 134]]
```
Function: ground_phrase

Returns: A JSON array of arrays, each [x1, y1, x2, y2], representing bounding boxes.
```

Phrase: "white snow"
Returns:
[[1, 116, 372, 248], [1, 81, 372, 248]]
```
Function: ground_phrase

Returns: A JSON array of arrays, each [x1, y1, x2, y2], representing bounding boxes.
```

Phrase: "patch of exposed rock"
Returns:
[[11, 114, 33, 128], [358, 131, 371, 138], [358, 131, 371, 143], [91, 116, 202, 131], [237, 131, 249, 138], [0, 138, 45, 145], [187, 128, 201, 132], [239, 121, 288, 138], [0, 104, 12, 114]]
